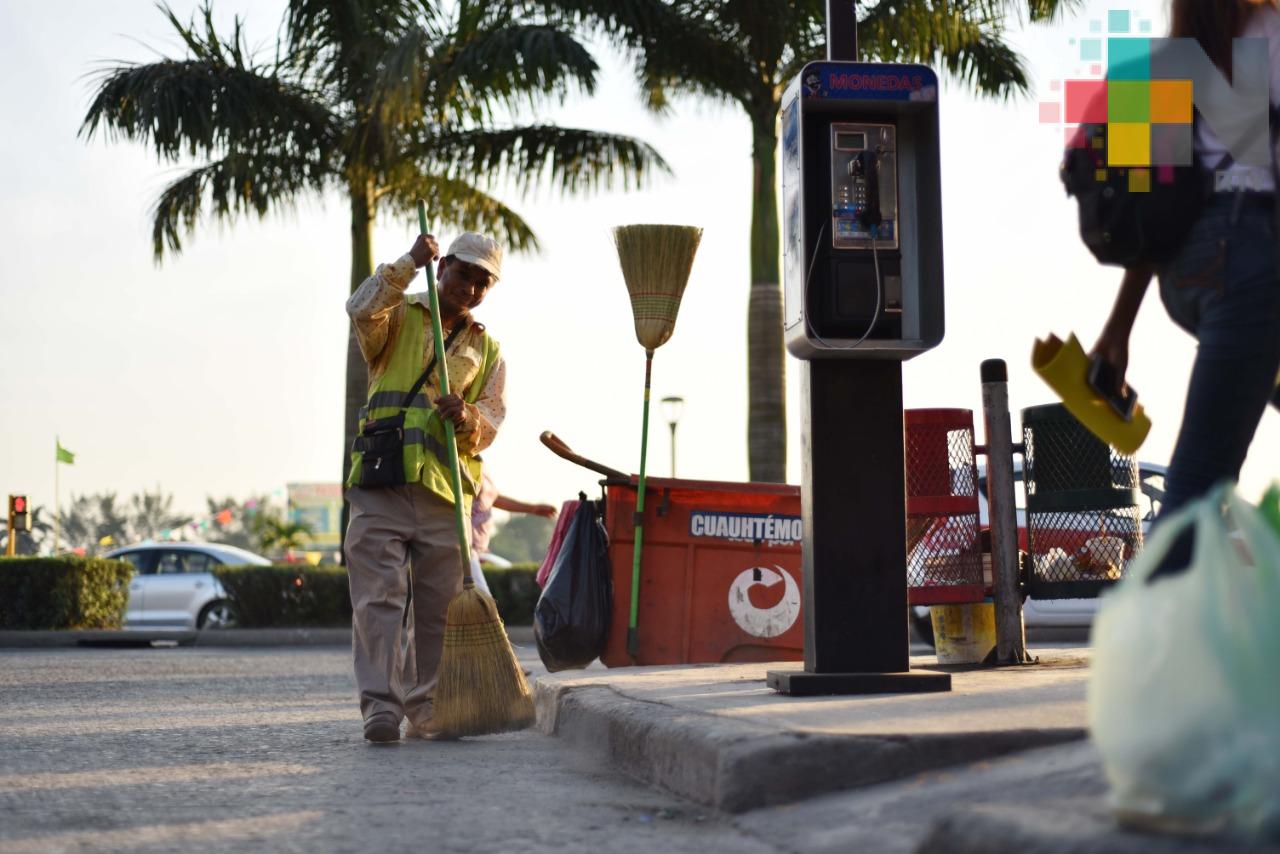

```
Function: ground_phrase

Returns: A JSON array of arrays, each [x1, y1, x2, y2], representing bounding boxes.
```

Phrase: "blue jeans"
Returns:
[[1156, 193, 1280, 517]]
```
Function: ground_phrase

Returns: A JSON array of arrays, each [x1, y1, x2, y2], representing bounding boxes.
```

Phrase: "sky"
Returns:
[[1, 0, 1277, 529]]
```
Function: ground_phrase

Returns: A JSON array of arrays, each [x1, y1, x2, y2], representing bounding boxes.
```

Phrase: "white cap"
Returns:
[[446, 232, 503, 281]]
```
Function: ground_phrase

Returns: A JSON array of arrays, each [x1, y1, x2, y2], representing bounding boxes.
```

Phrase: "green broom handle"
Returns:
[[627, 349, 654, 657], [417, 200, 473, 580]]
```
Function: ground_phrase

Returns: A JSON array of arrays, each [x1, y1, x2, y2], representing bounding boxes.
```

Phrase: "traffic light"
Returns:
[[9, 495, 30, 532]]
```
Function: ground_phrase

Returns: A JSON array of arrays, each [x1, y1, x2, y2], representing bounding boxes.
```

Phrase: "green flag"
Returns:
[[56, 440, 75, 465]]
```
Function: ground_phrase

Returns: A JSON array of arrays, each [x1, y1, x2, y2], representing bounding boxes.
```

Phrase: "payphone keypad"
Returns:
[[830, 123, 899, 251]]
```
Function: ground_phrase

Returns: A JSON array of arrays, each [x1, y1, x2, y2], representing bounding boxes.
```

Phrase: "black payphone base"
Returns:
[[765, 669, 952, 696]]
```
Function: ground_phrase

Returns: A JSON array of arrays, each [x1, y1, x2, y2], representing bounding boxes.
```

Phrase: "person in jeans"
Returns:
[[1092, 0, 1280, 530]]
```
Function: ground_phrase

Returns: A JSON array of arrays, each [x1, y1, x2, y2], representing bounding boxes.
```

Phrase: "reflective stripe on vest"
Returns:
[[357, 390, 432, 421], [348, 301, 499, 504], [405, 427, 478, 493]]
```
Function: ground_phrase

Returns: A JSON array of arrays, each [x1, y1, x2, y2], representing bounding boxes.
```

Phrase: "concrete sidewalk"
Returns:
[[533, 652, 1272, 853], [535, 651, 1089, 813]]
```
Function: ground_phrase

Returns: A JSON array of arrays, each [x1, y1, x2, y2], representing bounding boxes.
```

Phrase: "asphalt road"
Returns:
[[0, 645, 778, 854]]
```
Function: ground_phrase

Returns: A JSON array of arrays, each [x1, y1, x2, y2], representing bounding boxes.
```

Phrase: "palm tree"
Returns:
[[257, 513, 316, 555], [128, 489, 192, 542], [58, 493, 132, 555], [529, 0, 1075, 482], [81, 0, 668, 507]]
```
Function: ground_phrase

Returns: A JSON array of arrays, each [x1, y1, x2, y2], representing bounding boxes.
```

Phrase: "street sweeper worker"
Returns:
[[344, 230, 505, 743]]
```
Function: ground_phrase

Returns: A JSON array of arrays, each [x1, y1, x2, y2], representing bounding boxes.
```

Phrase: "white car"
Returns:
[[105, 542, 271, 630], [911, 462, 1166, 638]]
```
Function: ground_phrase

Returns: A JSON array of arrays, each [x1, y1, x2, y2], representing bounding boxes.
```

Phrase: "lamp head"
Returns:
[[660, 395, 685, 425]]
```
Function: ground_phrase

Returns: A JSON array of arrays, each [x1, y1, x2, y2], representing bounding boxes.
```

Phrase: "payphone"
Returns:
[[767, 57, 952, 694], [782, 62, 944, 359]]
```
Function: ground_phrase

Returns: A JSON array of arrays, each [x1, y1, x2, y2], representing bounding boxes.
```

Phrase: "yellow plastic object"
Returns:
[[930, 601, 996, 665], [1032, 333, 1152, 456]]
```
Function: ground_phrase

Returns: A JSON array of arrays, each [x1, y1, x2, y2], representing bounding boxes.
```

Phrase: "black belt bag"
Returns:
[[354, 322, 465, 488], [354, 412, 408, 488]]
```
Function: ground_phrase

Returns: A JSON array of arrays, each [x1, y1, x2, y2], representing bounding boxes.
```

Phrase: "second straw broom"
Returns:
[[613, 224, 702, 659]]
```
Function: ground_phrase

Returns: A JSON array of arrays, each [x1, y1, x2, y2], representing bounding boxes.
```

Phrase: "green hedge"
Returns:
[[486, 563, 539, 627], [213, 564, 352, 628], [213, 562, 541, 628], [0, 557, 133, 630]]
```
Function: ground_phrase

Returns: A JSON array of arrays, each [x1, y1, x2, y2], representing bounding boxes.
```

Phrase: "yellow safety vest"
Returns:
[[347, 301, 500, 511]]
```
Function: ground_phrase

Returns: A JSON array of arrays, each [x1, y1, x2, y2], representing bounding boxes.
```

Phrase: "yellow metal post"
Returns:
[[5, 497, 15, 557]]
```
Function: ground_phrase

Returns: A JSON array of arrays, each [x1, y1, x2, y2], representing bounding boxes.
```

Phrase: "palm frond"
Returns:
[[516, 0, 673, 47], [283, 0, 424, 93], [81, 57, 340, 162], [939, 29, 1028, 97], [776, 0, 827, 83], [82, 4, 339, 163], [858, 0, 1030, 98], [431, 24, 600, 122], [524, 0, 780, 110], [379, 170, 540, 253], [637, 33, 763, 112], [409, 125, 671, 196], [150, 150, 331, 259], [1018, 0, 1084, 24], [716, 0, 807, 70], [368, 25, 433, 130], [158, 1, 250, 67]]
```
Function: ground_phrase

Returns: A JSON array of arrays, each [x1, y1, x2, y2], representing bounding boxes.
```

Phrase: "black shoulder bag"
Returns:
[[354, 322, 467, 488]]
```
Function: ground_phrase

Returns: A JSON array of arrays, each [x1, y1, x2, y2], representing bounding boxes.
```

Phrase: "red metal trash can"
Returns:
[[905, 409, 985, 605], [601, 477, 804, 667]]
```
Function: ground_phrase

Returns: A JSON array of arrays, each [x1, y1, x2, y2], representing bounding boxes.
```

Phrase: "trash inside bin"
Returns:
[[905, 409, 985, 606], [1022, 403, 1143, 600]]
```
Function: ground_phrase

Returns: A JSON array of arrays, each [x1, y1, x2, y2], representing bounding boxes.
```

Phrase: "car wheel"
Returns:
[[198, 600, 238, 630], [910, 607, 935, 647]]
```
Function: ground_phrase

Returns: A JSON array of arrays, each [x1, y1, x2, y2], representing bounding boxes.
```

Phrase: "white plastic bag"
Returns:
[[1088, 483, 1280, 842]]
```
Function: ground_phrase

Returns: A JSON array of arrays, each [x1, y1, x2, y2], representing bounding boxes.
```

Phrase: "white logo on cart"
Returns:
[[728, 565, 801, 638]]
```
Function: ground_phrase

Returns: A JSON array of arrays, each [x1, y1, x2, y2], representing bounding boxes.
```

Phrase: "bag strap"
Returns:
[[399, 320, 467, 411]]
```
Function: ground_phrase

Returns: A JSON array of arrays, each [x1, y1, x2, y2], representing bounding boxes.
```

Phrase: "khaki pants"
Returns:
[[345, 484, 466, 728]]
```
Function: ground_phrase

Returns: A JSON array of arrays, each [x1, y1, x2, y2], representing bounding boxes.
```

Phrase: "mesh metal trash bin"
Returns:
[[1022, 403, 1143, 599], [905, 409, 985, 605]]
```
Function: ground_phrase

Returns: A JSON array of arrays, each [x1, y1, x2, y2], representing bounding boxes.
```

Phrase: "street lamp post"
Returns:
[[660, 395, 685, 478]]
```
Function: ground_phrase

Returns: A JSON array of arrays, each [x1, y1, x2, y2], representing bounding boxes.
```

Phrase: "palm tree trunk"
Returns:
[[340, 180, 375, 558], [747, 107, 786, 483]]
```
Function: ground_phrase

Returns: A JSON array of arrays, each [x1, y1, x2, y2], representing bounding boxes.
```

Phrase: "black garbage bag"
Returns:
[[534, 494, 612, 672]]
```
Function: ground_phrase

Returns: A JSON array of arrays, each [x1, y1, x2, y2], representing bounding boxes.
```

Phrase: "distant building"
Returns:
[[287, 483, 342, 549]]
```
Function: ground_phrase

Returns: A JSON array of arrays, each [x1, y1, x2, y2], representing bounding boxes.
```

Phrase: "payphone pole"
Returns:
[[825, 0, 857, 59], [767, 0, 950, 695]]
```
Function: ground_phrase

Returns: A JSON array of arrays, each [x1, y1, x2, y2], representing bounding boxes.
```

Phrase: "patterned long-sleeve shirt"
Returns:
[[346, 254, 506, 454]]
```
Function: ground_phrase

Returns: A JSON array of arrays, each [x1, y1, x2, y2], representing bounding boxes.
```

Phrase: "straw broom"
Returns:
[[418, 200, 534, 737], [614, 224, 703, 658]]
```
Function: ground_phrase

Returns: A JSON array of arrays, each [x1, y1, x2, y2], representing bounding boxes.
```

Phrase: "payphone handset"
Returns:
[[830, 123, 898, 251]]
